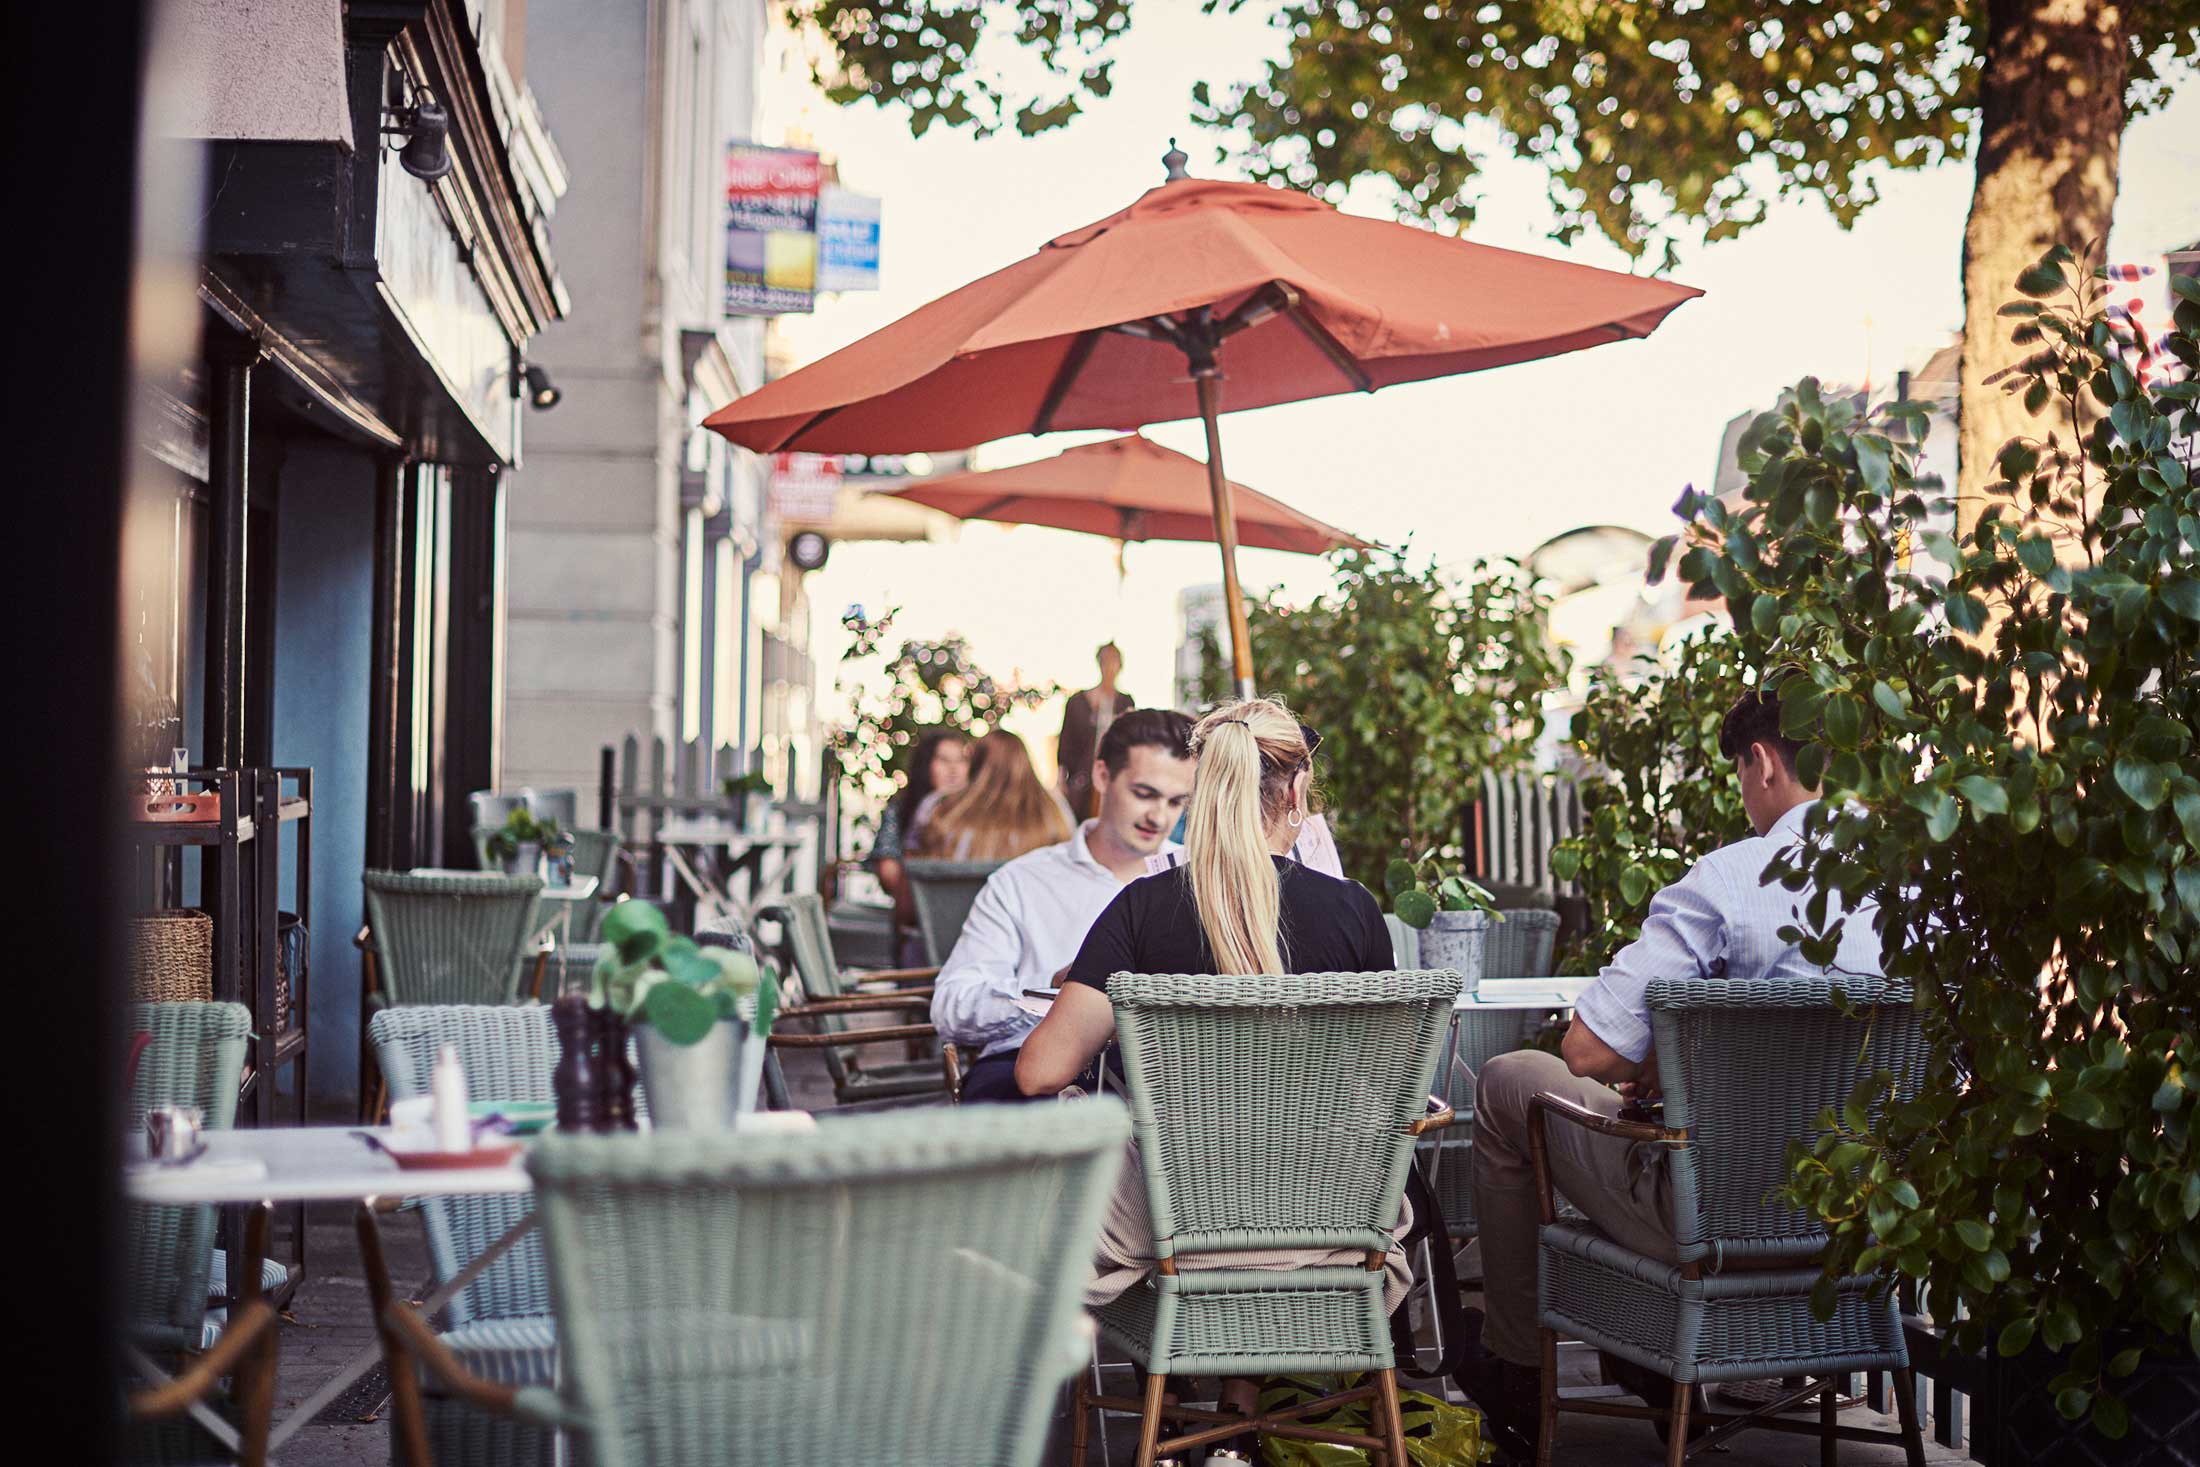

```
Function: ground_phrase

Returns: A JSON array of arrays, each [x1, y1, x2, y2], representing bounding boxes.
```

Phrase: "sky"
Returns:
[[763, 6, 2200, 768]]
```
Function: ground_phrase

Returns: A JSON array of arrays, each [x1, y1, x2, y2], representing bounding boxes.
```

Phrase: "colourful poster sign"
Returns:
[[818, 187, 882, 293], [725, 145, 821, 316]]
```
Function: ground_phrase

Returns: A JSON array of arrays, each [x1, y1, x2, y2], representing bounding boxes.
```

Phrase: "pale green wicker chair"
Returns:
[[563, 829, 622, 943], [755, 895, 949, 1109], [1531, 976, 1930, 1466], [1082, 970, 1458, 1467], [372, 1005, 569, 1467], [1423, 906, 1562, 1242], [123, 1002, 280, 1465], [362, 872, 546, 1007], [364, 1100, 1130, 1467], [903, 858, 1003, 965]]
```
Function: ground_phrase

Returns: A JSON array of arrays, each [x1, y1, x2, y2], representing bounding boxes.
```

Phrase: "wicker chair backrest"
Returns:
[[527, 1100, 1129, 1467], [1480, 908, 1559, 980], [1111, 969, 1455, 1258], [1649, 976, 1925, 1267], [363, 871, 545, 1006], [904, 859, 1003, 966], [125, 1001, 250, 1344], [370, 1005, 563, 1326]]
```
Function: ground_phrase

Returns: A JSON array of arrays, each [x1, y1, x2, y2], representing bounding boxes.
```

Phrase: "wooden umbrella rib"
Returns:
[[1032, 328, 1103, 434]]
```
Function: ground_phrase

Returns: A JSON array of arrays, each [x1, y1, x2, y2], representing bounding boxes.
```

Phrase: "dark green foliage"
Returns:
[[1550, 630, 1755, 972], [1662, 247, 2200, 1437]]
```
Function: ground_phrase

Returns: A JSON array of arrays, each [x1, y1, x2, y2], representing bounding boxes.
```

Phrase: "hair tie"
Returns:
[[1212, 718, 1252, 729]]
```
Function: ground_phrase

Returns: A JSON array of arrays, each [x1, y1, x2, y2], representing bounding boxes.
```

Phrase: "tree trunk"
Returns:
[[1956, 0, 2131, 539]]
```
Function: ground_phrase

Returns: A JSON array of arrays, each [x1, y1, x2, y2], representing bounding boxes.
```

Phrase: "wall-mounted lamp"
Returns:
[[517, 363, 562, 411], [382, 94, 453, 182]]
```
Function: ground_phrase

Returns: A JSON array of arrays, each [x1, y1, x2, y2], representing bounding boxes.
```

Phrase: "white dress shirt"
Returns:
[[1572, 800, 1885, 1062], [931, 821, 1173, 1058]]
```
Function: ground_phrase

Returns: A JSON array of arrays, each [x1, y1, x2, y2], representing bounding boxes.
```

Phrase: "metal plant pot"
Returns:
[[1417, 909, 1491, 993], [501, 841, 543, 878], [634, 1019, 742, 1132]]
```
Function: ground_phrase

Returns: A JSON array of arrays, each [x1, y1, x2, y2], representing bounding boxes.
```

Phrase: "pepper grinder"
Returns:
[[592, 1005, 639, 1132], [549, 994, 602, 1133]]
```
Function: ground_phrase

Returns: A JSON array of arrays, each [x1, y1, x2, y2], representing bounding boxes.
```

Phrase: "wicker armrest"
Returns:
[[1407, 1105, 1457, 1136], [786, 992, 935, 1016], [385, 1301, 521, 1416], [1525, 1090, 1687, 1225]]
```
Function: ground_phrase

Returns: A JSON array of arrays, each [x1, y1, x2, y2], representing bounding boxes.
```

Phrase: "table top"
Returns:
[[538, 875, 600, 902], [655, 821, 804, 849], [123, 1126, 531, 1205], [1456, 976, 1591, 1011]]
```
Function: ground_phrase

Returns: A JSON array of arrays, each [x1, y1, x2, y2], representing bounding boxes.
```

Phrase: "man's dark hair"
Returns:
[[1098, 708, 1194, 773], [1718, 682, 1806, 772]]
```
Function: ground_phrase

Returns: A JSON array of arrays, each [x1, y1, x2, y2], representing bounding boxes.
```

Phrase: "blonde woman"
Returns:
[[1015, 698, 1403, 1457], [911, 729, 1074, 862]]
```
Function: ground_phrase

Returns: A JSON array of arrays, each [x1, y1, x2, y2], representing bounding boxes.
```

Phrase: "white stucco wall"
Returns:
[[169, 0, 353, 147]]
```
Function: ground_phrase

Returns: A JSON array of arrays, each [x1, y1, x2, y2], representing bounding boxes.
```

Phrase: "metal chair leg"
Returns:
[[1536, 1328, 1559, 1467], [1891, 1366, 1927, 1467]]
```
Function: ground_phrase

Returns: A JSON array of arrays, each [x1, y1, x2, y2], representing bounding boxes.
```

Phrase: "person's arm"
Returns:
[[929, 873, 1039, 1048], [1016, 884, 1139, 1095], [1565, 860, 1729, 1084], [1015, 982, 1118, 1095]]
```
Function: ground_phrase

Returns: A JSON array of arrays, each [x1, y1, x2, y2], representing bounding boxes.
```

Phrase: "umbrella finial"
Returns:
[[1162, 137, 1190, 182]]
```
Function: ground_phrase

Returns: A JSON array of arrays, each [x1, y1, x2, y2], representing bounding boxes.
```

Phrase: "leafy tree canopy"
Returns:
[[784, 1, 2198, 267]]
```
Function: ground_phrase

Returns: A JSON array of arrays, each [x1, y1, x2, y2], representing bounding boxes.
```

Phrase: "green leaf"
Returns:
[[2054, 1387, 2091, 1421], [1945, 594, 1990, 634], [1955, 1219, 1994, 1252], [1824, 694, 1865, 749], [2162, 578, 2200, 622], [1886, 1179, 1921, 1209], [2015, 535, 2058, 578], [1854, 434, 1893, 497], [2016, 263, 2066, 299], [1957, 775, 2009, 815], [2175, 867, 2200, 922], [2093, 1394, 2130, 1439], [1394, 890, 1436, 930], [1997, 1317, 2036, 1356], [1619, 865, 1653, 907], [2115, 757, 2169, 811], [1646, 534, 1678, 586], [1384, 859, 1417, 900], [2176, 790, 2200, 848], [643, 980, 718, 1046], [1871, 681, 1908, 723], [1925, 791, 1961, 843], [2171, 272, 2200, 305], [601, 900, 669, 964]]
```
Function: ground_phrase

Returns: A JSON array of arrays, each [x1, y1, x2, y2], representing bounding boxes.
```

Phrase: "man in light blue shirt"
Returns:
[[1457, 678, 1884, 1459]]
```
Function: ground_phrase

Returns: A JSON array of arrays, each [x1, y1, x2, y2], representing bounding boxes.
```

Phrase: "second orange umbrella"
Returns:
[[876, 433, 1367, 558]]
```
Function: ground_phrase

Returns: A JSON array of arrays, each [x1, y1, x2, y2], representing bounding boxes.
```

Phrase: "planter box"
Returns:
[[1962, 1339, 2200, 1467]]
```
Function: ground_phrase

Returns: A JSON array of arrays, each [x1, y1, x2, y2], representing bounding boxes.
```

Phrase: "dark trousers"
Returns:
[[959, 1048, 1043, 1104]]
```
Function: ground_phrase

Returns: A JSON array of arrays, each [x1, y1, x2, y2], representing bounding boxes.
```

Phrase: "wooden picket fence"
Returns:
[[599, 734, 836, 906], [1468, 768, 1585, 899]]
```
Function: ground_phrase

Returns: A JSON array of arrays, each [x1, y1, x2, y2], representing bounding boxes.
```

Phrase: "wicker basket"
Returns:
[[129, 910, 213, 1003]]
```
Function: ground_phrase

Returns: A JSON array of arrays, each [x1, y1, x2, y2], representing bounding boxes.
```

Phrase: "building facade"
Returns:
[[129, 0, 569, 1103], [504, 0, 820, 812]]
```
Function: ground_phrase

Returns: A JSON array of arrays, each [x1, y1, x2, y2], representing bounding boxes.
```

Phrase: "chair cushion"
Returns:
[[438, 1317, 559, 1386]]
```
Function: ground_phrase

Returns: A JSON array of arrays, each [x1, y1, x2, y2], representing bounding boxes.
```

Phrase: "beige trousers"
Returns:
[[1472, 1048, 1678, 1365]]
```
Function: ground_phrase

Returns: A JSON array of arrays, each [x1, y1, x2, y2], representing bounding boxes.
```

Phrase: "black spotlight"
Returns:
[[391, 100, 453, 182], [521, 364, 561, 411]]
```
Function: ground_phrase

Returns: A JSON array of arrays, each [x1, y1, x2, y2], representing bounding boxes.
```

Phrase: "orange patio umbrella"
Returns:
[[706, 148, 1702, 694], [876, 433, 1368, 558]]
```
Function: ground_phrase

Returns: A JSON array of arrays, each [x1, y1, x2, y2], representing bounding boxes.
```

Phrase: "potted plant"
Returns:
[[590, 900, 777, 1131], [1386, 856, 1496, 987], [485, 807, 556, 877], [1653, 247, 2200, 1456], [721, 769, 774, 832]]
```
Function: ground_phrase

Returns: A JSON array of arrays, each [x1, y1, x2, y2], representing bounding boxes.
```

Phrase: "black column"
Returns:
[[201, 341, 254, 770], [366, 457, 411, 870], [441, 467, 502, 866]]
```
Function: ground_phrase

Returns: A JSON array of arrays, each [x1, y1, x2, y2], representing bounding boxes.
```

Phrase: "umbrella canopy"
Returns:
[[706, 164, 1701, 693], [877, 434, 1368, 557], [704, 177, 1700, 453]]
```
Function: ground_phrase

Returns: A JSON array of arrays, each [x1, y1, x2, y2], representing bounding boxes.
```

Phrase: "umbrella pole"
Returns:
[[1194, 373, 1257, 701]]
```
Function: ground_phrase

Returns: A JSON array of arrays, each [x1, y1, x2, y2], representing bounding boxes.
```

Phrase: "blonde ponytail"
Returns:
[[1186, 699, 1309, 975]]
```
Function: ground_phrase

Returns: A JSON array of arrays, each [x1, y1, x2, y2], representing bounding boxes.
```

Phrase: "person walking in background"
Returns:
[[912, 729, 1075, 861], [868, 727, 971, 941], [932, 710, 1196, 1103], [1058, 642, 1136, 818]]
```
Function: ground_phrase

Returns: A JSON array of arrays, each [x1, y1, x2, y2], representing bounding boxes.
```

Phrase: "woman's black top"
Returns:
[[1065, 854, 1393, 992]]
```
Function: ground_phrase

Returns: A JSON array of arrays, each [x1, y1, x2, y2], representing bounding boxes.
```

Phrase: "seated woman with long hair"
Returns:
[[1015, 698, 1404, 1452], [910, 729, 1074, 862]]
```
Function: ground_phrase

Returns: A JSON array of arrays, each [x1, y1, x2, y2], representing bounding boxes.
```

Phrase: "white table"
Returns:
[[1455, 975, 1591, 1011], [124, 1126, 531, 1455]]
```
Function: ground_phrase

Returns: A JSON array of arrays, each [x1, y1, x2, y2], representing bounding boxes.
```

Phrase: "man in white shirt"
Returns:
[[934, 708, 1196, 1103], [1457, 680, 1885, 1459]]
